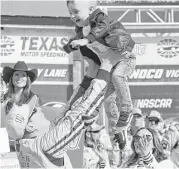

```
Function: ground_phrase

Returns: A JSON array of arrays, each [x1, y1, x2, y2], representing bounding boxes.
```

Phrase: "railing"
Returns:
[[98, 4, 179, 31]]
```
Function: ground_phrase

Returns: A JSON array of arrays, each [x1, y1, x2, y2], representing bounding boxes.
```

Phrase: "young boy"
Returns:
[[63, 0, 136, 151]]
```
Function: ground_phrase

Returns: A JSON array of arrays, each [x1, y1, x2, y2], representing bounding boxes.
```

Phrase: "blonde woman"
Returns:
[[2, 61, 39, 106], [2, 60, 113, 168], [1, 61, 44, 138], [2, 61, 74, 168]]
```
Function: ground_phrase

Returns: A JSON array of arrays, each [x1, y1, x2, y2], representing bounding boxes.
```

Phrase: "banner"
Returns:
[[130, 85, 179, 118], [132, 34, 179, 65], [1, 35, 73, 64], [1, 63, 73, 84], [132, 97, 179, 119], [129, 65, 179, 85]]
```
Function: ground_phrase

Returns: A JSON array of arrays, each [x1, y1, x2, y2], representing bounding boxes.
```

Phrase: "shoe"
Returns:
[[116, 110, 133, 128], [114, 110, 133, 150]]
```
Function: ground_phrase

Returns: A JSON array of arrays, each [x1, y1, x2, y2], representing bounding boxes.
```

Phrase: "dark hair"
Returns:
[[124, 127, 166, 167]]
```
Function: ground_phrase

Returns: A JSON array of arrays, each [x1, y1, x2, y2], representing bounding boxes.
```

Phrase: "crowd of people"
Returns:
[[1, 0, 179, 168]]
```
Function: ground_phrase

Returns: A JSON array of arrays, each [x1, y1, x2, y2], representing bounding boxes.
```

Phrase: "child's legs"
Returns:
[[104, 77, 119, 136], [112, 58, 135, 110], [103, 82, 120, 166], [112, 58, 136, 128]]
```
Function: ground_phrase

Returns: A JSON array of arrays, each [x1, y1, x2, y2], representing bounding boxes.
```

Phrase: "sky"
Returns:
[[1, 0, 70, 17]]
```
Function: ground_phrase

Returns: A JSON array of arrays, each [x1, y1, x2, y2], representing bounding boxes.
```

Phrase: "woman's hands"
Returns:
[[135, 135, 153, 157]]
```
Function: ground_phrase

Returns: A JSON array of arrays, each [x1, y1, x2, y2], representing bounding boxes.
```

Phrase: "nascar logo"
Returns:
[[1, 36, 15, 56], [157, 39, 179, 58]]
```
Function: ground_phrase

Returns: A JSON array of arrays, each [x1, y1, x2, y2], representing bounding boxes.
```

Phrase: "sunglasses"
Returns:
[[148, 118, 160, 124], [133, 114, 142, 118], [133, 134, 153, 142]]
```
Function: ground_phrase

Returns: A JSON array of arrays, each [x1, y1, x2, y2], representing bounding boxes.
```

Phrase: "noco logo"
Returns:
[[1, 36, 15, 56], [157, 39, 179, 58]]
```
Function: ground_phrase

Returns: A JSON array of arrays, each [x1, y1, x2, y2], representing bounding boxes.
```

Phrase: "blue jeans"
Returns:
[[105, 56, 136, 116], [103, 56, 136, 164]]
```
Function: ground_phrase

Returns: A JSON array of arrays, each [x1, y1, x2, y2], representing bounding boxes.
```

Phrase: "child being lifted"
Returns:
[[63, 0, 136, 151]]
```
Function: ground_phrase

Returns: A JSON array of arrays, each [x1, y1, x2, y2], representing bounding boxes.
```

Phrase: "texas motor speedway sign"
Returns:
[[1, 35, 69, 61]]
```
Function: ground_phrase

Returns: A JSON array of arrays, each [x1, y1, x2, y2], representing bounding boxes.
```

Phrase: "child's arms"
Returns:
[[63, 26, 84, 53], [85, 9, 135, 52], [63, 38, 78, 54], [70, 38, 89, 48]]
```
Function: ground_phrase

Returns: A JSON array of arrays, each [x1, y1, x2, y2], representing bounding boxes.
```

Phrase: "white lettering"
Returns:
[[130, 69, 164, 79], [166, 70, 173, 78], [146, 69, 155, 79], [154, 69, 164, 79], [166, 70, 179, 78], [171, 70, 179, 78], [130, 69, 140, 79], [137, 99, 172, 108], [166, 99, 172, 107], [138, 69, 147, 79], [38, 69, 43, 77], [49, 69, 56, 77], [44, 69, 67, 77], [148, 99, 155, 108], [55, 69, 67, 77], [44, 69, 49, 77]]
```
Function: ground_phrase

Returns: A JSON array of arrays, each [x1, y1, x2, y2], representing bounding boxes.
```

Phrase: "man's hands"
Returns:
[[70, 39, 89, 48]]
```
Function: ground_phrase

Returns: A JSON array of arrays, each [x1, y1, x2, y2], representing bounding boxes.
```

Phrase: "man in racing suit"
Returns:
[[4, 48, 113, 168]]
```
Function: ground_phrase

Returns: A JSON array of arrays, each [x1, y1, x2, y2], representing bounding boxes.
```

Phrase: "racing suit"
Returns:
[[5, 61, 112, 168]]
